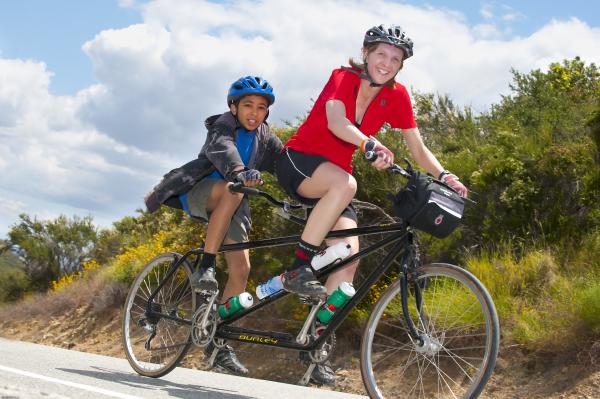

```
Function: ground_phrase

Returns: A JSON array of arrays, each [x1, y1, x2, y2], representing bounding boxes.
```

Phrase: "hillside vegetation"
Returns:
[[1, 57, 599, 358]]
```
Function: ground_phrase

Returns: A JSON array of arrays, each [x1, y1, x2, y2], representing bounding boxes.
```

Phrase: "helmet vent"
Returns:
[[227, 75, 276, 106]]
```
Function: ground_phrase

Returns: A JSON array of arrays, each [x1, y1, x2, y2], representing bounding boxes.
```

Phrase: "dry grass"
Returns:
[[0, 273, 128, 323]]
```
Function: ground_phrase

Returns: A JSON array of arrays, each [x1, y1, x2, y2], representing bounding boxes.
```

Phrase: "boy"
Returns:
[[145, 76, 282, 375]]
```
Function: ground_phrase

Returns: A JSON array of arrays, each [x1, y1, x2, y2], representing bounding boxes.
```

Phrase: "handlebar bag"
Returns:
[[391, 170, 465, 238]]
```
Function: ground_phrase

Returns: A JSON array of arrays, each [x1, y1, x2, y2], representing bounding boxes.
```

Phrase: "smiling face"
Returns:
[[364, 43, 405, 85], [230, 94, 269, 131]]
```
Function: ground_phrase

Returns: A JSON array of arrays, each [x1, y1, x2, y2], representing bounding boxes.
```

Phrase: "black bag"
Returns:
[[391, 170, 465, 238]]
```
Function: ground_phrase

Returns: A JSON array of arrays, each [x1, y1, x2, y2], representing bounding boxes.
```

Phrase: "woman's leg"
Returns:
[[323, 216, 359, 294], [296, 162, 357, 246], [283, 162, 357, 296]]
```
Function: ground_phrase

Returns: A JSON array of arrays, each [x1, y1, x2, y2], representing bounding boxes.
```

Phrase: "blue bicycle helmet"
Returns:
[[227, 76, 275, 106], [364, 24, 414, 59]]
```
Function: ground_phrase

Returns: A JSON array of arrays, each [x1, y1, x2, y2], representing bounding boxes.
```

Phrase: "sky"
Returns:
[[0, 0, 599, 238]]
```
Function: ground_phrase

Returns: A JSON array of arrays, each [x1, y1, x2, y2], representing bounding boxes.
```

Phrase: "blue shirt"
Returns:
[[179, 127, 256, 213], [205, 127, 257, 180]]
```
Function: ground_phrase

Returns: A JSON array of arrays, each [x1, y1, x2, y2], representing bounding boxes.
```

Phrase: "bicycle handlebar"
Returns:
[[228, 152, 475, 210], [364, 151, 476, 203], [229, 182, 304, 210], [229, 182, 261, 196], [365, 148, 412, 179]]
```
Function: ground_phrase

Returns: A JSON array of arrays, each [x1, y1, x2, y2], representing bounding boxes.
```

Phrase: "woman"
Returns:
[[276, 24, 468, 385], [278, 24, 467, 296]]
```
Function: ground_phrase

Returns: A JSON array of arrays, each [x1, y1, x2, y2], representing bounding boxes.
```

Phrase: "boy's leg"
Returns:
[[221, 237, 250, 303], [203, 181, 244, 253], [190, 180, 243, 292], [204, 220, 249, 376]]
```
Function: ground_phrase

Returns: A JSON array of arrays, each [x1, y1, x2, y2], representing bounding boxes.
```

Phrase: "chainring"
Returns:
[[191, 303, 217, 347], [308, 325, 336, 364]]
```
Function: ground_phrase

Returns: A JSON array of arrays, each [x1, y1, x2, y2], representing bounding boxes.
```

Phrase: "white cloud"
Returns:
[[0, 197, 25, 213], [480, 4, 494, 20], [501, 5, 525, 22], [473, 23, 503, 39], [0, 59, 52, 127], [502, 11, 524, 22], [1, 0, 600, 238], [117, 0, 139, 8]]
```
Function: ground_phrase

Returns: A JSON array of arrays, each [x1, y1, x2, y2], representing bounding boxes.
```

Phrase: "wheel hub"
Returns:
[[415, 334, 443, 356]]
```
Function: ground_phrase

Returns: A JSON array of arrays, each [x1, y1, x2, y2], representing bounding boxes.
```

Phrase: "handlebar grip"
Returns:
[[229, 182, 260, 196], [363, 139, 378, 162], [364, 139, 376, 153], [365, 150, 378, 162]]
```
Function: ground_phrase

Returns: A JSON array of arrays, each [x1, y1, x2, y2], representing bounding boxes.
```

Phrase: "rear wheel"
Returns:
[[360, 263, 499, 398], [122, 252, 196, 377]]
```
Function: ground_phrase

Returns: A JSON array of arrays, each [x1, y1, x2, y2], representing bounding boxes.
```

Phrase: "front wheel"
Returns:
[[360, 263, 499, 399], [122, 252, 196, 377]]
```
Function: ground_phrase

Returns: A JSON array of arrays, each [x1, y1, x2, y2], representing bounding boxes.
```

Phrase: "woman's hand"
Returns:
[[440, 171, 468, 198], [362, 138, 394, 170]]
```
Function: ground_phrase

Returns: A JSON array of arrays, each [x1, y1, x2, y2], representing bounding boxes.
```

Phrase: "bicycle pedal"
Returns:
[[195, 287, 219, 295], [207, 345, 219, 367], [299, 295, 324, 305]]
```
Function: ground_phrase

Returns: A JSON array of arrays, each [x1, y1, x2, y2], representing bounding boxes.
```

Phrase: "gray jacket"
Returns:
[[144, 112, 283, 229]]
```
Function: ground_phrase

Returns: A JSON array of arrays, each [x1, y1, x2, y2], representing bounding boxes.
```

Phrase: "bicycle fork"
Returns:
[[400, 265, 424, 345], [398, 235, 426, 346]]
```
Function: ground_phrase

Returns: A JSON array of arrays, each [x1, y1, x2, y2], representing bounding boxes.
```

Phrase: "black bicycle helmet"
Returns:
[[227, 76, 275, 106], [364, 24, 414, 59]]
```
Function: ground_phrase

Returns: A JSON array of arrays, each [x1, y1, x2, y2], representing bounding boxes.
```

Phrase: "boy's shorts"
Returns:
[[276, 148, 357, 222], [184, 178, 248, 243]]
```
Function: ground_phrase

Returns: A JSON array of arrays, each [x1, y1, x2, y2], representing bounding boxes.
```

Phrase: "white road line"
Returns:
[[0, 364, 144, 399]]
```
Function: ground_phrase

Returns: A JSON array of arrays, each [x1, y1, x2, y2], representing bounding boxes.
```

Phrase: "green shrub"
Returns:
[[567, 229, 600, 274], [465, 246, 593, 349], [466, 247, 559, 318], [0, 267, 30, 302], [577, 279, 600, 333]]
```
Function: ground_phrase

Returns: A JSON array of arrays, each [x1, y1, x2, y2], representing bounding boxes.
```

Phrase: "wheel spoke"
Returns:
[[361, 264, 498, 399], [122, 254, 195, 377]]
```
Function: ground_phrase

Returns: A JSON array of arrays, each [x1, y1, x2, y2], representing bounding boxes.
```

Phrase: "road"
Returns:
[[0, 338, 367, 399]]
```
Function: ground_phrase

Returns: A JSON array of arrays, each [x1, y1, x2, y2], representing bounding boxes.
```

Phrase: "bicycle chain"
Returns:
[[211, 314, 335, 364], [194, 199, 393, 364]]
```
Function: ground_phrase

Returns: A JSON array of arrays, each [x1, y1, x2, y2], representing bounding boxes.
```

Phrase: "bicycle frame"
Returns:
[[143, 220, 424, 353], [125, 167, 499, 398]]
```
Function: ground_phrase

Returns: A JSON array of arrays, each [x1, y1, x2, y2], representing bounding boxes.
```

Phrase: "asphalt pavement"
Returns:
[[0, 337, 368, 399]]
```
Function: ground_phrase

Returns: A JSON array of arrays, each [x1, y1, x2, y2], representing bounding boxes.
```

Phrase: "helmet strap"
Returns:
[[362, 62, 384, 87]]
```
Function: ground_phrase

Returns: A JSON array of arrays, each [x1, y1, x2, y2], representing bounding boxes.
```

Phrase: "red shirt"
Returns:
[[285, 67, 417, 173]]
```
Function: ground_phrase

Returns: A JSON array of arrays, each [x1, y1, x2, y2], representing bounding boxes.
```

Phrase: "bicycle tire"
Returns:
[[360, 263, 499, 399], [122, 252, 196, 377]]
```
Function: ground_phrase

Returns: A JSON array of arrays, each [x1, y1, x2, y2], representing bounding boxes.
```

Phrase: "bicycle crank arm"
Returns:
[[200, 292, 218, 330], [298, 363, 316, 386], [296, 298, 324, 345]]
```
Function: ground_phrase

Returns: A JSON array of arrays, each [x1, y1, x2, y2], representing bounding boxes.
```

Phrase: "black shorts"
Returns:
[[276, 148, 357, 222]]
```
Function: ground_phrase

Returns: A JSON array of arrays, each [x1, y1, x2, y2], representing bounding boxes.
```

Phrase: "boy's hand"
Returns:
[[236, 169, 262, 186]]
